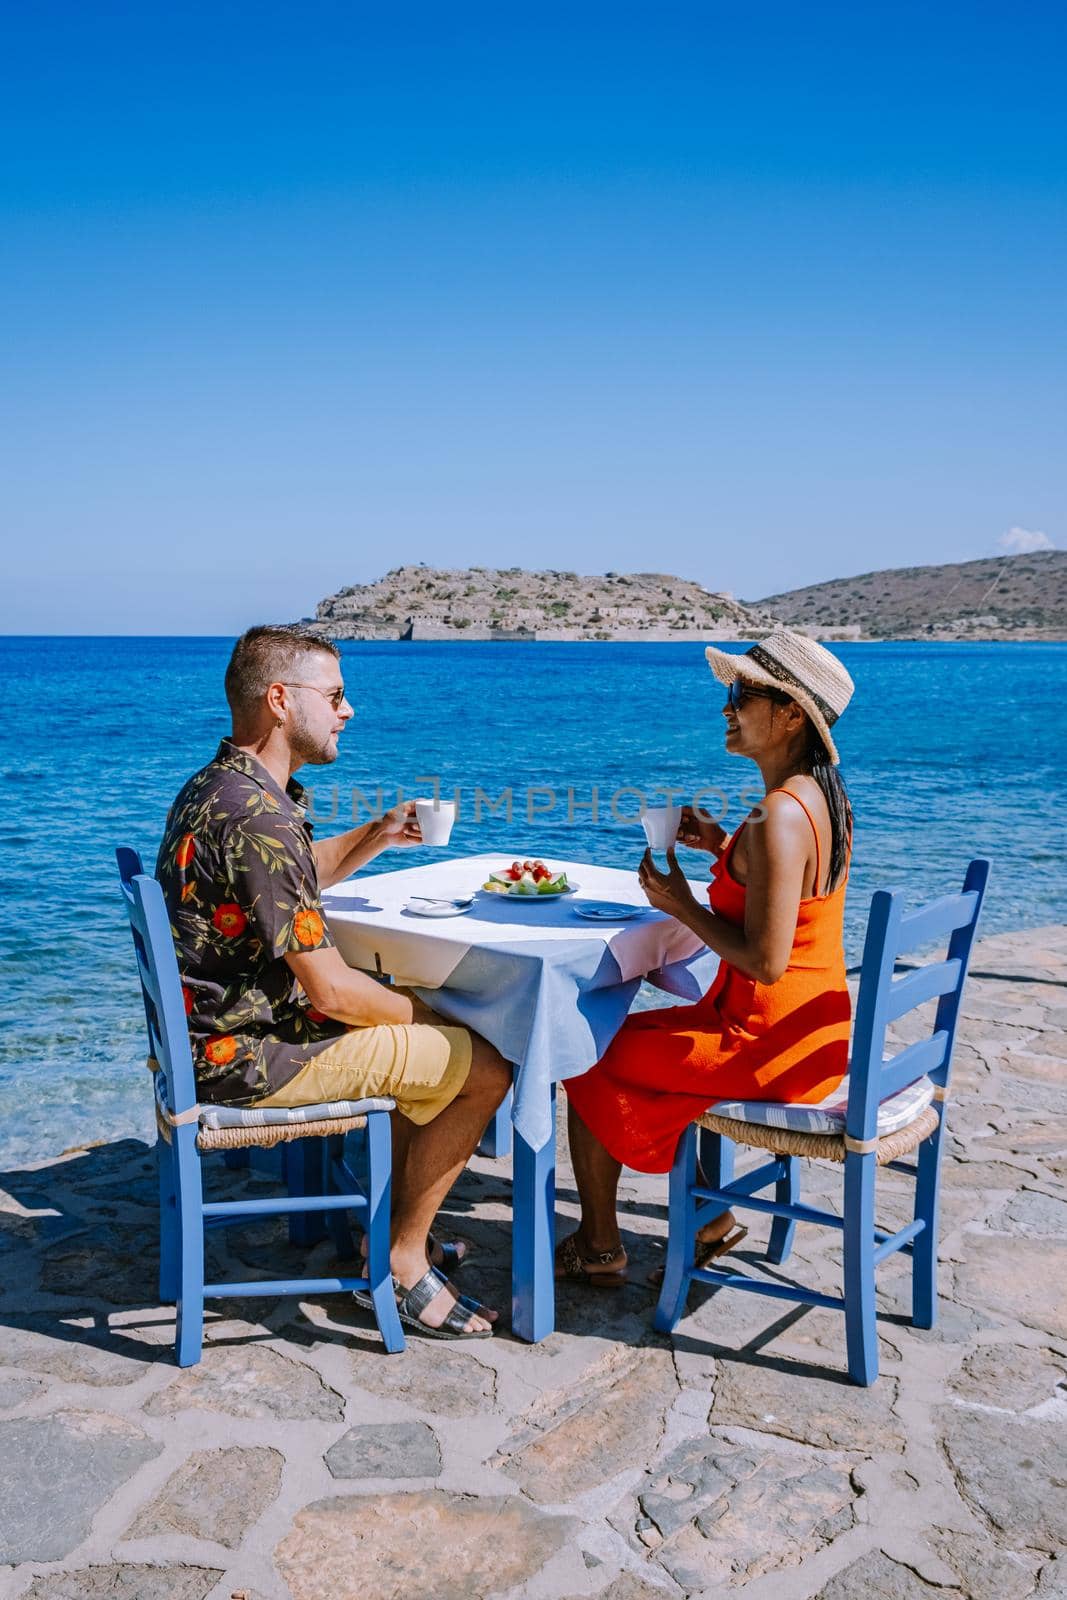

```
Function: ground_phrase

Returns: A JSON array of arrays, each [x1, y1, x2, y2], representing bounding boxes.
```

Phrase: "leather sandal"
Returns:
[[355, 1269, 493, 1340], [554, 1233, 628, 1289], [429, 1267, 499, 1324], [648, 1217, 748, 1286]]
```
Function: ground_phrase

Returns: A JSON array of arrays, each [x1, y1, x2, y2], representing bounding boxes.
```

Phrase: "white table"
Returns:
[[322, 853, 717, 1340]]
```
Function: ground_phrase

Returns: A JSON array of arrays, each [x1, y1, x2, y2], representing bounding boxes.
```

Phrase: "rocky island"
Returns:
[[305, 551, 1065, 643], [309, 566, 780, 642]]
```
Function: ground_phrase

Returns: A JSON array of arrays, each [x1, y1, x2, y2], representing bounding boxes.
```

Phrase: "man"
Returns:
[[157, 624, 510, 1338]]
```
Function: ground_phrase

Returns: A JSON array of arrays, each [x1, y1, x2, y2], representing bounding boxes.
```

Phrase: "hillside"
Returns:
[[754, 550, 1066, 640], [310, 566, 778, 641]]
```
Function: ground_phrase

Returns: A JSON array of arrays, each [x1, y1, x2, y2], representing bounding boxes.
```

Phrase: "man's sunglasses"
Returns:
[[282, 682, 348, 710]]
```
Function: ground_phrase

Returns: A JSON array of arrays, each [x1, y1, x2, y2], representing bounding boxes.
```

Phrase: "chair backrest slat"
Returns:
[[846, 861, 989, 1143], [884, 958, 962, 1023], [878, 1033, 950, 1101], [115, 849, 199, 1118], [895, 890, 981, 957]]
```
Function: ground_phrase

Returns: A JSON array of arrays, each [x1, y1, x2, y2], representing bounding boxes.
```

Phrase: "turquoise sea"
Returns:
[[1, 637, 1063, 1168]]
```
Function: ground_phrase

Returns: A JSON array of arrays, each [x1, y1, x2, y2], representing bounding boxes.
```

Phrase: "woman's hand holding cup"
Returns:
[[677, 804, 728, 855]]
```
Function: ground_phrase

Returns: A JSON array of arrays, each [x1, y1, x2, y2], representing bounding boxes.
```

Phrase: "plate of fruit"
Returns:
[[480, 860, 577, 899]]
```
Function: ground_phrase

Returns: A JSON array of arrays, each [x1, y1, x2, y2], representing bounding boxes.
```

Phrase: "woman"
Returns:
[[559, 630, 855, 1287]]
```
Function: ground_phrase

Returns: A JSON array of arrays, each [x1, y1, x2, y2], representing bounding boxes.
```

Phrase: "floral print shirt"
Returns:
[[156, 740, 349, 1104]]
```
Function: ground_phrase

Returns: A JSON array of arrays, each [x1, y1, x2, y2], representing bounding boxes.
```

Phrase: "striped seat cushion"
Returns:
[[153, 1074, 395, 1129], [706, 1075, 936, 1138]]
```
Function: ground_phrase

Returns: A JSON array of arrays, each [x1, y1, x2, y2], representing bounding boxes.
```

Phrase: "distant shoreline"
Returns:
[[314, 630, 1066, 645], [2, 633, 1066, 644]]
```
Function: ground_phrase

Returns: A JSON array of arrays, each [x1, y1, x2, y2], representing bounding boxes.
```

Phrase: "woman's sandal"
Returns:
[[354, 1269, 493, 1341], [647, 1218, 749, 1287], [554, 1233, 628, 1289]]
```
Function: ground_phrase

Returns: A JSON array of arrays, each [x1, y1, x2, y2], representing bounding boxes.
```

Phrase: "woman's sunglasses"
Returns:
[[725, 679, 781, 711]]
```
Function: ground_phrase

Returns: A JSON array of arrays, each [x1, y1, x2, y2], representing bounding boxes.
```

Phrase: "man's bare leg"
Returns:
[[389, 1115, 471, 1272], [388, 1035, 511, 1331]]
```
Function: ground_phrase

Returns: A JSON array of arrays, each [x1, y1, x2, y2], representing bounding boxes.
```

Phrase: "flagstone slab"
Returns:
[[949, 1343, 1067, 1412], [979, 1116, 1067, 1159], [941, 1157, 1038, 1189], [813, 1549, 939, 1599], [953, 1235, 1067, 1339], [40, 1229, 159, 1305], [0, 1410, 162, 1563], [493, 1344, 678, 1503], [633, 1435, 857, 1590], [346, 1338, 497, 1420], [0, 1322, 152, 1386], [559, 1575, 676, 1600], [127, 1445, 284, 1548], [0, 1373, 46, 1408], [19, 1565, 224, 1599], [991, 1188, 1067, 1236], [1034, 1554, 1067, 1598], [709, 1358, 905, 1452], [273, 1489, 578, 1600], [926, 1526, 1042, 1600], [938, 1406, 1067, 1552], [998, 1078, 1067, 1117], [324, 1421, 441, 1480], [1002, 1050, 1067, 1083], [144, 1345, 344, 1422]]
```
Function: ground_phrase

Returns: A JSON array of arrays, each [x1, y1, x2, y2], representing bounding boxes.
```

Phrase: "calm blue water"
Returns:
[[1, 637, 1063, 1167]]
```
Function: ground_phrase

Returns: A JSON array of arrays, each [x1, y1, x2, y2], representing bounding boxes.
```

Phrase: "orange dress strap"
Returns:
[[766, 786, 824, 897]]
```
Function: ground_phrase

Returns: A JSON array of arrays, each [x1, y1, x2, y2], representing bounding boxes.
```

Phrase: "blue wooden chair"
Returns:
[[654, 859, 989, 1385], [115, 848, 404, 1365]]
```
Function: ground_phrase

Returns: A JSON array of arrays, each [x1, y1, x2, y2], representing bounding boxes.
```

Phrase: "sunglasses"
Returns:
[[282, 682, 348, 710], [725, 679, 781, 712]]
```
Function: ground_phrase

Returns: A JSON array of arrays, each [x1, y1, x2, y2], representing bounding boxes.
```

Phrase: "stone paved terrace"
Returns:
[[1, 925, 1065, 1600]]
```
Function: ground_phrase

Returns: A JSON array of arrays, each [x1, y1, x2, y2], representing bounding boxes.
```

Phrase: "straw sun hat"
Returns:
[[705, 629, 855, 766]]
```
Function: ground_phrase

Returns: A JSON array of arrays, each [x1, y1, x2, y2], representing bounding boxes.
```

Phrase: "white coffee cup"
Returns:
[[641, 804, 681, 851], [414, 798, 456, 847]]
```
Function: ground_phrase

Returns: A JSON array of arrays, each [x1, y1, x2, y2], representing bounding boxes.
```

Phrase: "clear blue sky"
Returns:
[[2, 1, 1064, 633]]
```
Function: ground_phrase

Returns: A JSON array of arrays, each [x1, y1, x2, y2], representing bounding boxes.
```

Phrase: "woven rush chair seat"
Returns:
[[155, 1100, 379, 1152], [150, 1066, 396, 1151], [696, 1101, 940, 1165]]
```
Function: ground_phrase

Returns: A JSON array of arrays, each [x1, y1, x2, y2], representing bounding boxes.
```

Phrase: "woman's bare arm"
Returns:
[[637, 792, 813, 983]]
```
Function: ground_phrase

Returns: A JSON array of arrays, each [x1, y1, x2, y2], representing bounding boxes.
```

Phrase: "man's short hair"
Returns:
[[225, 625, 340, 722]]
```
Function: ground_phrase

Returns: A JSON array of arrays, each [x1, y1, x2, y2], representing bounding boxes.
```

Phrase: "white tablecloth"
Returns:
[[322, 853, 717, 1150]]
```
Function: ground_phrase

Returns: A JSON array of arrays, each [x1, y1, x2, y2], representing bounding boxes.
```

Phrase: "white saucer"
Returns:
[[572, 901, 646, 921], [403, 897, 471, 918]]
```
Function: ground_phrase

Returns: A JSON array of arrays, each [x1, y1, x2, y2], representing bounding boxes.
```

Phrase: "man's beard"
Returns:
[[289, 708, 338, 766]]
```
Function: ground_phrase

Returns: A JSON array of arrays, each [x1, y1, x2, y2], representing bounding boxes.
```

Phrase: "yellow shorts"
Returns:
[[258, 1016, 473, 1125]]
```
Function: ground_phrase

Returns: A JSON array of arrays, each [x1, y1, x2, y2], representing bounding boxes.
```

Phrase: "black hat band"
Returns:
[[747, 645, 840, 726]]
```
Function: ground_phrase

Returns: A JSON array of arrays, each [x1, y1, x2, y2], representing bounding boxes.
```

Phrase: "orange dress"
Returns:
[[565, 789, 851, 1173]]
